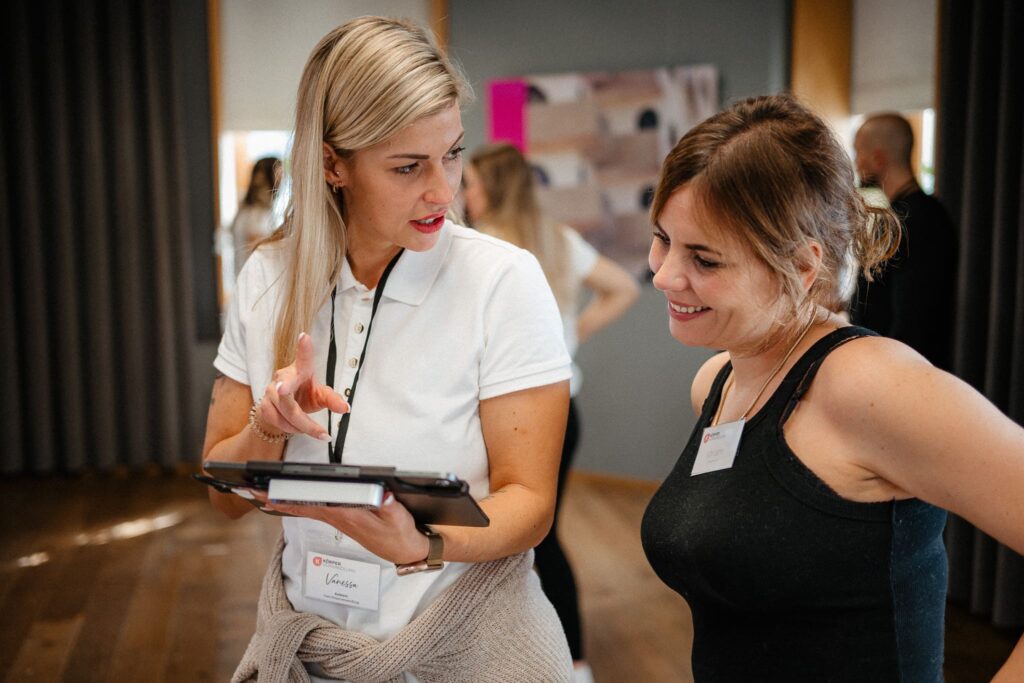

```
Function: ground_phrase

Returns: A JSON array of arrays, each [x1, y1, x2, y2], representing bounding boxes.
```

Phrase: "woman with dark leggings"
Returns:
[[464, 143, 639, 681]]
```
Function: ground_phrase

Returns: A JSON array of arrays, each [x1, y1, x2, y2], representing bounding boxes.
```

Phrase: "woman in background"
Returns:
[[641, 94, 1024, 681], [463, 143, 640, 682], [231, 155, 281, 275]]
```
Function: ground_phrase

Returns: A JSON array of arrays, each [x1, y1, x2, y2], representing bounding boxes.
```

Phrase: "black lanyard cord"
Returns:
[[325, 249, 404, 463]]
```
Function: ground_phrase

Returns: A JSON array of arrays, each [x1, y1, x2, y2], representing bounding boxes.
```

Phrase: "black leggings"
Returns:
[[534, 399, 583, 660]]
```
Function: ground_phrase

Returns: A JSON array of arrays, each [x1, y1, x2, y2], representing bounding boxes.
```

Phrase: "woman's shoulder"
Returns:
[[558, 223, 597, 252], [448, 222, 524, 254], [243, 239, 287, 273], [235, 240, 288, 303], [812, 332, 941, 418], [691, 351, 730, 417], [443, 222, 560, 315], [446, 222, 539, 273], [556, 223, 584, 241]]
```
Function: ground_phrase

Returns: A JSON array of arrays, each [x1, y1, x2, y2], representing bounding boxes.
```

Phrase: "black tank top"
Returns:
[[641, 327, 947, 682]]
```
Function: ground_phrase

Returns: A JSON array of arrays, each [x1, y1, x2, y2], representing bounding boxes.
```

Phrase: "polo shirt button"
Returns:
[[355, 323, 365, 333], [344, 388, 352, 398], [348, 358, 358, 368]]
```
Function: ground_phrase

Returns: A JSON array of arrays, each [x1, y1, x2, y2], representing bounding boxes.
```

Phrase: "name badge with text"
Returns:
[[304, 551, 381, 611], [691, 418, 745, 476]]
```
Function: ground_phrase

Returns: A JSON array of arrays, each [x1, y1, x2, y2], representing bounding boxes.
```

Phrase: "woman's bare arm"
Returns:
[[576, 255, 640, 345], [201, 373, 285, 518], [822, 339, 1024, 680]]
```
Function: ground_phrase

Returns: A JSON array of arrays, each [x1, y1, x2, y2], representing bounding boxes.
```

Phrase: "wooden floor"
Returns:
[[0, 472, 1017, 682]]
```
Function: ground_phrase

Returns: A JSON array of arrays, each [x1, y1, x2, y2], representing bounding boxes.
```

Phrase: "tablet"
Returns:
[[197, 460, 490, 527]]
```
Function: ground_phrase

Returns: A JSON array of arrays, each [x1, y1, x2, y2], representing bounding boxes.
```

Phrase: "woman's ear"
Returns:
[[322, 142, 346, 189], [799, 240, 823, 291]]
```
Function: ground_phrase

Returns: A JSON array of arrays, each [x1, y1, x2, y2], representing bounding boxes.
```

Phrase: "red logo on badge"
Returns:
[[703, 433, 712, 444], [313, 556, 323, 567]]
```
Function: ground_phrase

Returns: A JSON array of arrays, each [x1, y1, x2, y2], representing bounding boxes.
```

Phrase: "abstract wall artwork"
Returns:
[[489, 65, 719, 277]]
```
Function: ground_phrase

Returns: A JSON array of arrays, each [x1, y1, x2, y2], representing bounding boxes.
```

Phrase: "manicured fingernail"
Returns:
[[318, 433, 331, 442], [382, 492, 395, 505], [275, 381, 284, 394], [298, 331, 306, 341]]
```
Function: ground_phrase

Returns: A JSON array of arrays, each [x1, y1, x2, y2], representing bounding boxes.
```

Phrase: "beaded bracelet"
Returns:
[[248, 398, 292, 443]]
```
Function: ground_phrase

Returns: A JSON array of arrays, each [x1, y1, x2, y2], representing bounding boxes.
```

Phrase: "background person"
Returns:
[[850, 112, 958, 371], [463, 143, 639, 683], [640, 94, 1024, 682], [230, 156, 281, 276], [203, 17, 574, 682]]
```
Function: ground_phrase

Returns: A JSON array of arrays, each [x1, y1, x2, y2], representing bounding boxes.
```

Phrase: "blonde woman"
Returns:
[[203, 18, 574, 682], [463, 143, 640, 682]]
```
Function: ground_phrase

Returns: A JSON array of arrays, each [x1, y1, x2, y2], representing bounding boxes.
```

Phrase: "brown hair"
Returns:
[[242, 156, 281, 208], [469, 143, 571, 310], [651, 94, 900, 337]]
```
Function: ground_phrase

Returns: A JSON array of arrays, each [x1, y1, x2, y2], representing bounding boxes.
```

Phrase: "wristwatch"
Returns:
[[396, 525, 444, 575]]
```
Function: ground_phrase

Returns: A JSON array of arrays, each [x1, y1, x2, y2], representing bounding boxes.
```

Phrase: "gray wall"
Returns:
[[574, 288, 714, 481], [449, 0, 790, 152], [449, 0, 790, 480]]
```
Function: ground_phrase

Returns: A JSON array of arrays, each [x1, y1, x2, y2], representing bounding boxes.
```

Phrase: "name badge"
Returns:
[[691, 418, 745, 476], [304, 551, 381, 611]]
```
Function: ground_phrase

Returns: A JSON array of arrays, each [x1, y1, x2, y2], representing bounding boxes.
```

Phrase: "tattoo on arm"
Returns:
[[480, 489, 508, 504], [210, 371, 226, 406]]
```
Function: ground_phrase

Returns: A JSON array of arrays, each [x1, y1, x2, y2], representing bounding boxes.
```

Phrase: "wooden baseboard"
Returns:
[[569, 468, 661, 493]]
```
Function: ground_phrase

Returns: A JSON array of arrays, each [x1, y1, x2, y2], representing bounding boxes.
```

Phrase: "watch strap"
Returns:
[[396, 525, 444, 575]]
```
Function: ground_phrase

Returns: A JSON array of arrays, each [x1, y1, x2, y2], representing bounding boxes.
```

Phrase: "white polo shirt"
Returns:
[[214, 221, 571, 643]]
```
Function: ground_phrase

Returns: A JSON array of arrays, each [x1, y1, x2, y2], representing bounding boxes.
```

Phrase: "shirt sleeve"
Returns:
[[478, 249, 572, 400], [214, 258, 253, 386], [564, 225, 600, 282]]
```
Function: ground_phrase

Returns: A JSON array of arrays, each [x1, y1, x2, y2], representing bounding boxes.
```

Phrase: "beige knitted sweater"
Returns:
[[232, 537, 572, 683]]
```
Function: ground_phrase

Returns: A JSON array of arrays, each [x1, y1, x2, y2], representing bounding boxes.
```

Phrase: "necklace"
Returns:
[[712, 318, 816, 426]]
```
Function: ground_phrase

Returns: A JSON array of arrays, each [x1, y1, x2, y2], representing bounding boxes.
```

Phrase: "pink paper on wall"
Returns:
[[487, 79, 527, 150]]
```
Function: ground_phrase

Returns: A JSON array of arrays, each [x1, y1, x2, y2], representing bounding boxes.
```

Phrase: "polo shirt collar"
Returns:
[[336, 221, 453, 306]]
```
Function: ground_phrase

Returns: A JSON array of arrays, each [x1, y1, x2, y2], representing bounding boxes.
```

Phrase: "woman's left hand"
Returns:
[[253, 491, 431, 565]]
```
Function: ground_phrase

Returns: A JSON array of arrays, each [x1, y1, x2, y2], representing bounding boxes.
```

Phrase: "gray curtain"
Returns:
[[0, 0, 218, 474], [937, 0, 1024, 628]]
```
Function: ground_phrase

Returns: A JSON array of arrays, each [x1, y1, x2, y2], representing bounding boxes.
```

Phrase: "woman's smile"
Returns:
[[668, 301, 710, 314]]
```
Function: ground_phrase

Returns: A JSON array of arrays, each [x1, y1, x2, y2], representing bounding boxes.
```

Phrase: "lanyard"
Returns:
[[326, 249, 404, 463]]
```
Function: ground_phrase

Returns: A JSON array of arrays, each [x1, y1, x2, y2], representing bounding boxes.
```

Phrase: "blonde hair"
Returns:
[[468, 144, 572, 311], [651, 94, 900, 346], [267, 17, 470, 370]]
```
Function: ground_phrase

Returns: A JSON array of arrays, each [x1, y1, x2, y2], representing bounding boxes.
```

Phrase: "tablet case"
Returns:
[[197, 460, 490, 527]]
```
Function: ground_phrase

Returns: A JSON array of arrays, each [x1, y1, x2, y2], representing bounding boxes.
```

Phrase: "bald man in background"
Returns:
[[851, 112, 959, 371]]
